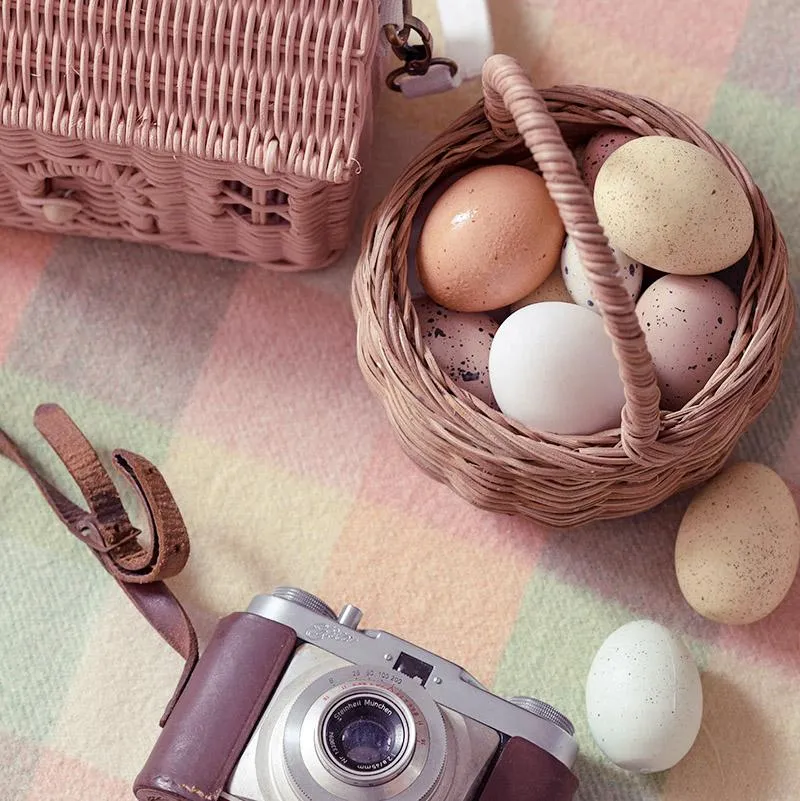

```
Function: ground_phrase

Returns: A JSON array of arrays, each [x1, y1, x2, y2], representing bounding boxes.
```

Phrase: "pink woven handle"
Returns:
[[481, 55, 662, 456]]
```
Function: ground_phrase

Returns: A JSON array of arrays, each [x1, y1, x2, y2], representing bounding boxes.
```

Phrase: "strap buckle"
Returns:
[[384, 5, 458, 92]]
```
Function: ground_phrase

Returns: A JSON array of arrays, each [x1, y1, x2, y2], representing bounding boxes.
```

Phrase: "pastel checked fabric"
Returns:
[[1, 1, 799, 800]]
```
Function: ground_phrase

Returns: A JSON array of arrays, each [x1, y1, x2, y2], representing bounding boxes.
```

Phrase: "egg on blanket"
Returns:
[[636, 275, 739, 410], [675, 462, 800, 625], [586, 620, 703, 773], [415, 298, 498, 405], [561, 234, 643, 312]]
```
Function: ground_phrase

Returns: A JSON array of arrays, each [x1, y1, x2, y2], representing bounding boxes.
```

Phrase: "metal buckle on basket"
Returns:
[[384, 2, 458, 92]]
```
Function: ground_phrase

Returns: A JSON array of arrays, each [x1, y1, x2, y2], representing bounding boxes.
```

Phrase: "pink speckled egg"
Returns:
[[415, 298, 498, 405], [636, 275, 739, 411], [581, 128, 640, 192]]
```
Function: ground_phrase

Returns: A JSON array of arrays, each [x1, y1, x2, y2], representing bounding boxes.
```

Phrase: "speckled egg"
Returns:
[[510, 266, 573, 311], [415, 298, 498, 405], [561, 234, 643, 313], [580, 128, 640, 192], [594, 136, 755, 275], [675, 462, 800, 625], [636, 275, 739, 410], [416, 165, 566, 312], [586, 620, 703, 773]]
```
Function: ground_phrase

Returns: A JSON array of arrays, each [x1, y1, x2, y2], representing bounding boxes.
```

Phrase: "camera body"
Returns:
[[134, 587, 578, 801]]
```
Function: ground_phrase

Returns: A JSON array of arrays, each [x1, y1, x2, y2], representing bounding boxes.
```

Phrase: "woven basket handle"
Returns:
[[482, 55, 662, 457]]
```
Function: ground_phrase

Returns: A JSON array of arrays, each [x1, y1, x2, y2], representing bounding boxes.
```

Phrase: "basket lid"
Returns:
[[2, 0, 380, 184]]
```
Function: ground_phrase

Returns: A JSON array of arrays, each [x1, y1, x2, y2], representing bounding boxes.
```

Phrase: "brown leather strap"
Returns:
[[0, 404, 198, 724]]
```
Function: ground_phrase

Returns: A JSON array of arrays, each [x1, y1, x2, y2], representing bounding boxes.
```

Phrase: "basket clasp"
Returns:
[[384, 7, 458, 92]]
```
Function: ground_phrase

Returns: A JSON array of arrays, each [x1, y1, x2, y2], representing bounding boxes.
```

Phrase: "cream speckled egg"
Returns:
[[415, 298, 498, 405], [594, 136, 754, 275], [675, 462, 800, 625], [561, 234, 643, 313], [636, 275, 738, 410], [581, 128, 640, 192], [510, 265, 573, 311]]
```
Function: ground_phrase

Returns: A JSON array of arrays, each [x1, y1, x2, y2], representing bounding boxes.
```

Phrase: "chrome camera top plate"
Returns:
[[246, 592, 577, 769]]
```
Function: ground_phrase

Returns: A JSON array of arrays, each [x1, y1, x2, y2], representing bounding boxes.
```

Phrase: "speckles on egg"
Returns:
[[594, 136, 755, 275], [675, 462, 800, 625], [560, 234, 643, 312], [580, 128, 640, 192], [415, 297, 498, 406], [585, 620, 703, 773], [636, 274, 739, 410]]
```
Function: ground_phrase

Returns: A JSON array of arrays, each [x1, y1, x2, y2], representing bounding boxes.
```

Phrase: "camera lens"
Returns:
[[341, 717, 393, 766], [322, 693, 410, 776], [279, 666, 447, 799]]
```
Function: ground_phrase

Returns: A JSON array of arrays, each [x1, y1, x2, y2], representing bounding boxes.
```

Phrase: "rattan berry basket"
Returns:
[[351, 54, 795, 528]]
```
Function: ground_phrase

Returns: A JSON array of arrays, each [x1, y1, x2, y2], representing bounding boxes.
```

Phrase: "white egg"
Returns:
[[561, 235, 643, 313], [586, 620, 703, 773], [488, 302, 626, 435]]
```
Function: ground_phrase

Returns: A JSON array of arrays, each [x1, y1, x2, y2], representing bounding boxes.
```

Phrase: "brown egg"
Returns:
[[416, 165, 565, 312]]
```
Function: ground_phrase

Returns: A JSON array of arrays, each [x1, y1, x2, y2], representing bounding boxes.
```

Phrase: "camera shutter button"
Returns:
[[509, 696, 575, 736], [337, 604, 363, 628]]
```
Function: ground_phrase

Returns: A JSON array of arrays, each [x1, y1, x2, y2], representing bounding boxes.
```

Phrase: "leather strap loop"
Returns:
[[30, 403, 191, 582], [1, 404, 198, 724]]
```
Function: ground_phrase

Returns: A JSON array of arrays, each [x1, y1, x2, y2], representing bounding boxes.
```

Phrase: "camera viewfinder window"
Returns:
[[393, 652, 434, 686]]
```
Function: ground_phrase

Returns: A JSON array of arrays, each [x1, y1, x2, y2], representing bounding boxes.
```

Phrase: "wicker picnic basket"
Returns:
[[352, 54, 796, 528], [0, 0, 382, 270]]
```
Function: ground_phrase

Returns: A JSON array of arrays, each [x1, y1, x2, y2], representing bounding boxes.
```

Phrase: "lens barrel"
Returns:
[[322, 692, 410, 775]]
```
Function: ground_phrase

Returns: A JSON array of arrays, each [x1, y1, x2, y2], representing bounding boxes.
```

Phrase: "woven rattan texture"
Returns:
[[0, 0, 379, 270], [352, 55, 795, 528]]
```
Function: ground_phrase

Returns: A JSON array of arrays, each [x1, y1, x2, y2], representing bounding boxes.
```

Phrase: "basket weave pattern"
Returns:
[[352, 55, 795, 527], [0, 0, 379, 270]]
